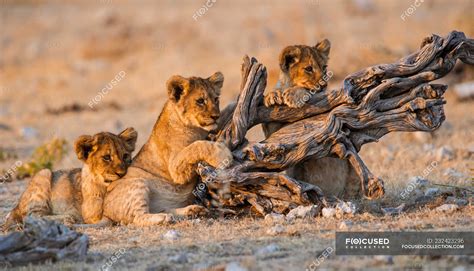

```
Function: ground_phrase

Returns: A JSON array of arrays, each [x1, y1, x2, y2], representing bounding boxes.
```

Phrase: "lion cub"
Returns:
[[263, 40, 360, 198], [3, 128, 137, 230], [102, 72, 233, 226]]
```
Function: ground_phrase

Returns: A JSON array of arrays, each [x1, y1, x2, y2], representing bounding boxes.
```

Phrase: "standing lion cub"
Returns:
[[263, 40, 360, 198], [2, 128, 137, 230]]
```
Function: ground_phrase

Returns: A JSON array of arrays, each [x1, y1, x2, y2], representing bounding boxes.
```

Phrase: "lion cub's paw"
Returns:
[[263, 89, 284, 107], [177, 205, 209, 217], [282, 87, 311, 108], [207, 142, 233, 169]]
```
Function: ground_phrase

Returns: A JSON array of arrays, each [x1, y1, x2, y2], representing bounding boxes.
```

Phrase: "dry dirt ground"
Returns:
[[0, 0, 473, 270]]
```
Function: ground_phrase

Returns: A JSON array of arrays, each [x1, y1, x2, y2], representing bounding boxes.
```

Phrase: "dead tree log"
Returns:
[[0, 217, 89, 267], [200, 31, 473, 214]]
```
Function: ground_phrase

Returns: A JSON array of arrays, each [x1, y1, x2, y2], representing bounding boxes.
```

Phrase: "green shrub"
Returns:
[[16, 138, 68, 179]]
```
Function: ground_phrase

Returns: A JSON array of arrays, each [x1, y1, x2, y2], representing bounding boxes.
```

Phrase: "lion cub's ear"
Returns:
[[75, 135, 94, 161], [118, 127, 138, 152], [315, 39, 331, 63], [167, 75, 190, 103], [207, 72, 224, 93], [279, 46, 302, 73]]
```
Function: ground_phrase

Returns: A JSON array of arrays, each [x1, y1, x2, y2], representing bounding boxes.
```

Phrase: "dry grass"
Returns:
[[0, 0, 473, 270]]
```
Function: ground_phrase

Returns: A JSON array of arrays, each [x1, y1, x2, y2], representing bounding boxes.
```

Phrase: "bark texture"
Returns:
[[0, 217, 89, 267], [199, 31, 473, 215]]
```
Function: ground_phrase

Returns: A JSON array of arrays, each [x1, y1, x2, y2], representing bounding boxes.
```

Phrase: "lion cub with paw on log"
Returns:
[[102, 72, 233, 226], [2, 128, 137, 230], [263, 40, 360, 198]]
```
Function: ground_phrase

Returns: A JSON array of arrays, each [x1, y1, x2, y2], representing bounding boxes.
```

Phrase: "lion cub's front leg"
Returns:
[[168, 141, 233, 185]]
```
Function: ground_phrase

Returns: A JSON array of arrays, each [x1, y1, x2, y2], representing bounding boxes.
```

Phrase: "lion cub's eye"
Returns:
[[102, 155, 112, 162], [196, 98, 205, 106], [304, 66, 313, 73]]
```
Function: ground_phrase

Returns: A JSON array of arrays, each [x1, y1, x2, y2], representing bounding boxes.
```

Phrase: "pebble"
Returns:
[[286, 205, 319, 220], [264, 213, 285, 223], [338, 220, 352, 230], [435, 204, 458, 213], [322, 207, 336, 218], [163, 230, 180, 241], [436, 146, 455, 161], [381, 204, 405, 216], [256, 243, 279, 255], [266, 225, 285, 235], [424, 187, 440, 197], [336, 201, 357, 218], [169, 253, 188, 264], [225, 262, 248, 271]]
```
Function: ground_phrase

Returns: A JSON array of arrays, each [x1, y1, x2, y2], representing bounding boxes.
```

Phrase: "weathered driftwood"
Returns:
[[0, 217, 88, 267], [200, 31, 473, 214]]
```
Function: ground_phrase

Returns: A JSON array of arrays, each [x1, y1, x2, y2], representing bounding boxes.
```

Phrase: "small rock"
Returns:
[[436, 146, 455, 161], [20, 126, 38, 140], [338, 220, 352, 230], [264, 213, 285, 222], [453, 198, 468, 206], [443, 168, 465, 180], [286, 205, 319, 220], [225, 262, 248, 271], [163, 230, 180, 241], [335, 201, 357, 218], [322, 207, 336, 218], [256, 243, 279, 255], [435, 204, 458, 213], [425, 187, 440, 197], [453, 81, 474, 100], [169, 253, 188, 264], [381, 203, 405, 216], [266, 225, 285, 235]]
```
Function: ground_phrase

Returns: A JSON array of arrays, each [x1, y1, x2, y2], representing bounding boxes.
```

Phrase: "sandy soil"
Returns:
[[0, 0, 473, 270]]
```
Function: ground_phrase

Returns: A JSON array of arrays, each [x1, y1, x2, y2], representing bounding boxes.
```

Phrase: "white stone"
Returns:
[[163, 230, 180, 241], [286, 205, 319, 220], [436, 146, 455, 161], [322, 207, 336, 218], [266, 225, 285, 235], [435, 204, 458, 213]]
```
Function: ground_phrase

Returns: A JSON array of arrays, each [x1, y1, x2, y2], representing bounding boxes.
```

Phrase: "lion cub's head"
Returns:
[[166, 72, 224, 131], [279, 39, 331, 90], [74, 127, 138, 184]]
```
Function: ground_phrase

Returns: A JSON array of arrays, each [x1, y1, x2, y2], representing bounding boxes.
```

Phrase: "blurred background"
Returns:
[[0, 0, 473, 189]]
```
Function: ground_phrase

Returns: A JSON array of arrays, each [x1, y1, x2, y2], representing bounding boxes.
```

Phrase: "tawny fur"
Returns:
[[103, 72, 233, 226], [263, 41, 360, 199], [2, 128, 137, 230]]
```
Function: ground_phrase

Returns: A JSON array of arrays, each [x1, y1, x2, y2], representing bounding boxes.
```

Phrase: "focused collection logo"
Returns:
[[345, 238, 390, 249]]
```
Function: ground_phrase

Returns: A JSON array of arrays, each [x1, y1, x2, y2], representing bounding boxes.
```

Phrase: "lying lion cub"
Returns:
[[2, 128, 137, 230], [102, 72, 233, 226]]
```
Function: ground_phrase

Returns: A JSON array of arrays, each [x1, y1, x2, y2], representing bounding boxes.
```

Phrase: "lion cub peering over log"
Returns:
[[3, 128, 137, 230], [102, 72, 233, 226], [263, 40, 360, 198]]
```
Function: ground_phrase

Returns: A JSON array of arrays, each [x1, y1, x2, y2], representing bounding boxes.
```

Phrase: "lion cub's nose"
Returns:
[[211, 114, 219, 121]]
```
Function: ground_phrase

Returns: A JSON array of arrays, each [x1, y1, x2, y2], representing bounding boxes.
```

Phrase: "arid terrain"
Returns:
[[0, 0, 473, 270]]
